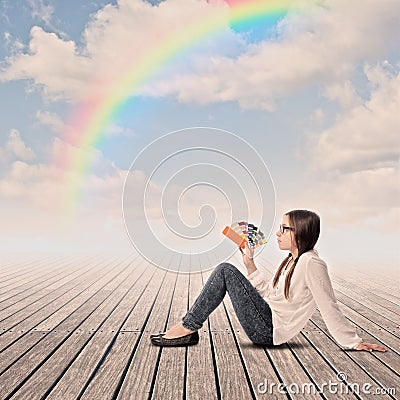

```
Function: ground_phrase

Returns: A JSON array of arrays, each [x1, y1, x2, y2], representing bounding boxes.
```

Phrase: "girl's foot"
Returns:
[[164, 322, 195, 339]]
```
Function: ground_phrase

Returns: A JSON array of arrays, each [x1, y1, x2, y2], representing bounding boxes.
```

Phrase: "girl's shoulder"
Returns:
[[298, 249, 327, 268], [300, 248, 319, 260]]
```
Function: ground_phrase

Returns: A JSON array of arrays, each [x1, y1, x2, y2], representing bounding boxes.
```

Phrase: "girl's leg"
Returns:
[[182, 262, 273, 345]]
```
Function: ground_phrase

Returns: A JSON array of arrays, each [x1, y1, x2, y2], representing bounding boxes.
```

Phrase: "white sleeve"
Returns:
[[247, 269, 270, 297], [305, 256, 363, 349]]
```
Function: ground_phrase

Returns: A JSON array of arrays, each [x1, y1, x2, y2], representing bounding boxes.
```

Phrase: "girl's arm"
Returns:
[[240, 242, 269, 297], [305, 255, 387, 352], [240, 242, 257, 275]]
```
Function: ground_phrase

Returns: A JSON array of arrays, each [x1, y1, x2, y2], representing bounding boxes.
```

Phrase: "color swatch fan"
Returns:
[[222, 221, 267, 248]]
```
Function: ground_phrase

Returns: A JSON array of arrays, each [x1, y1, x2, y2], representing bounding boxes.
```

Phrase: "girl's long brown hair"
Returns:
[[272, 210, 320, 300]]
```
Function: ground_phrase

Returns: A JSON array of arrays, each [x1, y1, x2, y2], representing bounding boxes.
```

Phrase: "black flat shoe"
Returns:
[[150, 331, 199, 347]]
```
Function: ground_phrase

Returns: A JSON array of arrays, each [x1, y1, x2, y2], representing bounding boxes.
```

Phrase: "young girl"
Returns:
[[151, 210, 387, 353]]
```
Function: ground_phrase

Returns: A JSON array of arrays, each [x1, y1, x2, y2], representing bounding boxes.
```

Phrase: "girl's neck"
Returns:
[[290, 249, 298, 260]]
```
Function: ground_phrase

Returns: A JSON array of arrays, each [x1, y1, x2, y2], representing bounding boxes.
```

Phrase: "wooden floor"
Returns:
[[0, 253, 399, 400]]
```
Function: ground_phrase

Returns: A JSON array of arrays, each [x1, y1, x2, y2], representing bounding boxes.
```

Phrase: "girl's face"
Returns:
[[276, 214, 296, 252]]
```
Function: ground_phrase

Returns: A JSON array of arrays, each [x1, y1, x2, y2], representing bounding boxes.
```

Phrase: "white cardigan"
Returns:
[[248, 249, 363, 349]]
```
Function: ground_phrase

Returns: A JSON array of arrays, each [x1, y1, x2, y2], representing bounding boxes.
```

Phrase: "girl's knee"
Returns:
[[216, 262, 237, 273]]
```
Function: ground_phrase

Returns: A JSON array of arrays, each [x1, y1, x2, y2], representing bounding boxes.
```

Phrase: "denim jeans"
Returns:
[[182, 262, 274, 346]]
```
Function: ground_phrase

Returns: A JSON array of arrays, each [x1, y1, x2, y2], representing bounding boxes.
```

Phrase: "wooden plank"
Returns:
[[0, 257, 101, 312], [2, 265, 108, 316], [0, 260, 128, 350], [331, 270, 400, 305], [9, 331, 97, 400], [0, 255, 63, 280], [114, 270, 178, 399], [82, 332, 141, 398], [185, 263, 219, 400], [336, 266, 400, 294], [0, 255, 82, 292], [302, 321, 395, 400], [202, 263, 255, 400], [44, 261, 158, 400], [284, 333, 359, 400], [0, 254, 62, 271], [334, 291, 400, 336], [0, 291, 110, 399], [151, 269, 189, 400], [331, 277, 400, 316], [32, 261, 132, 332], [0, 261, 142, 376], [0, 258, 136, 398], [10, 261, 150, 400], [223, 294, 294, 399], [0, 259, 68, 294], [0, 290, 21, 307], [0, 331, 47, 373], [211, 253, 287, 400], [0, 264, 86, 309], [330, 301, 400, 358], [79, 271, 172, 399], [0, 259, 46, 281], [78, 256, 172, 399], [263, 340, 323, 399], [310, 312, 400, 388], [120, 266, 169, 332], [0, 259, 123, 333], [1, 253, 396, 400]]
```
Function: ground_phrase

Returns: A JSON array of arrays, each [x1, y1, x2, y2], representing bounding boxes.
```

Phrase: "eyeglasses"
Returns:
[[279, 224, 295, 234]]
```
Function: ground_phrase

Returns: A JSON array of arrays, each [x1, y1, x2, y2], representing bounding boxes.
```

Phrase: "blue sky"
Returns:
[[0, 0, 399, 271]]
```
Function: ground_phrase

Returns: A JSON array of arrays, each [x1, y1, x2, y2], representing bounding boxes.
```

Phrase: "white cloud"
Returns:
[[0, 0, 236, 102], [1, 0, 399, 108], [0, 136, 188, 254], [51, 137, 120, 177], [4, 31, 11, 44], [0, 137, 125, 214], [36, 110, 66, 134], [307, 63, 400, 174], [2, 0, 398, 109], [323, 80, 362, 111], [104, 124, 136, 137], [142, 0, 400, 109], [299, 166, 399, 223], [3, 32, 25, 55], [0, 129, 36, 162], [0, 26, 92, 100], [35, 110, 135, 139], [0, 136, 162, 218], [28, 0, 54, 26], [1, 0, 11, 25], [0, 0, 398, 262], [294, 63, 400, 228]]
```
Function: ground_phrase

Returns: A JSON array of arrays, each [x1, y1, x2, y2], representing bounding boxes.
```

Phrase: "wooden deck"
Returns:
[[0, 253, 399, 399]]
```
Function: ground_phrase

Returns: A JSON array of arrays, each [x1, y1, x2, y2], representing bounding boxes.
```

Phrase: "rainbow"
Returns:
[[61, 0, 297, 214]]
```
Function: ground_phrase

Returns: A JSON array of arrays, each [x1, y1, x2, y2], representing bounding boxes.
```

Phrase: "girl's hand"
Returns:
[[355, 342, 387, 352], [240, 242, 256, 275]]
